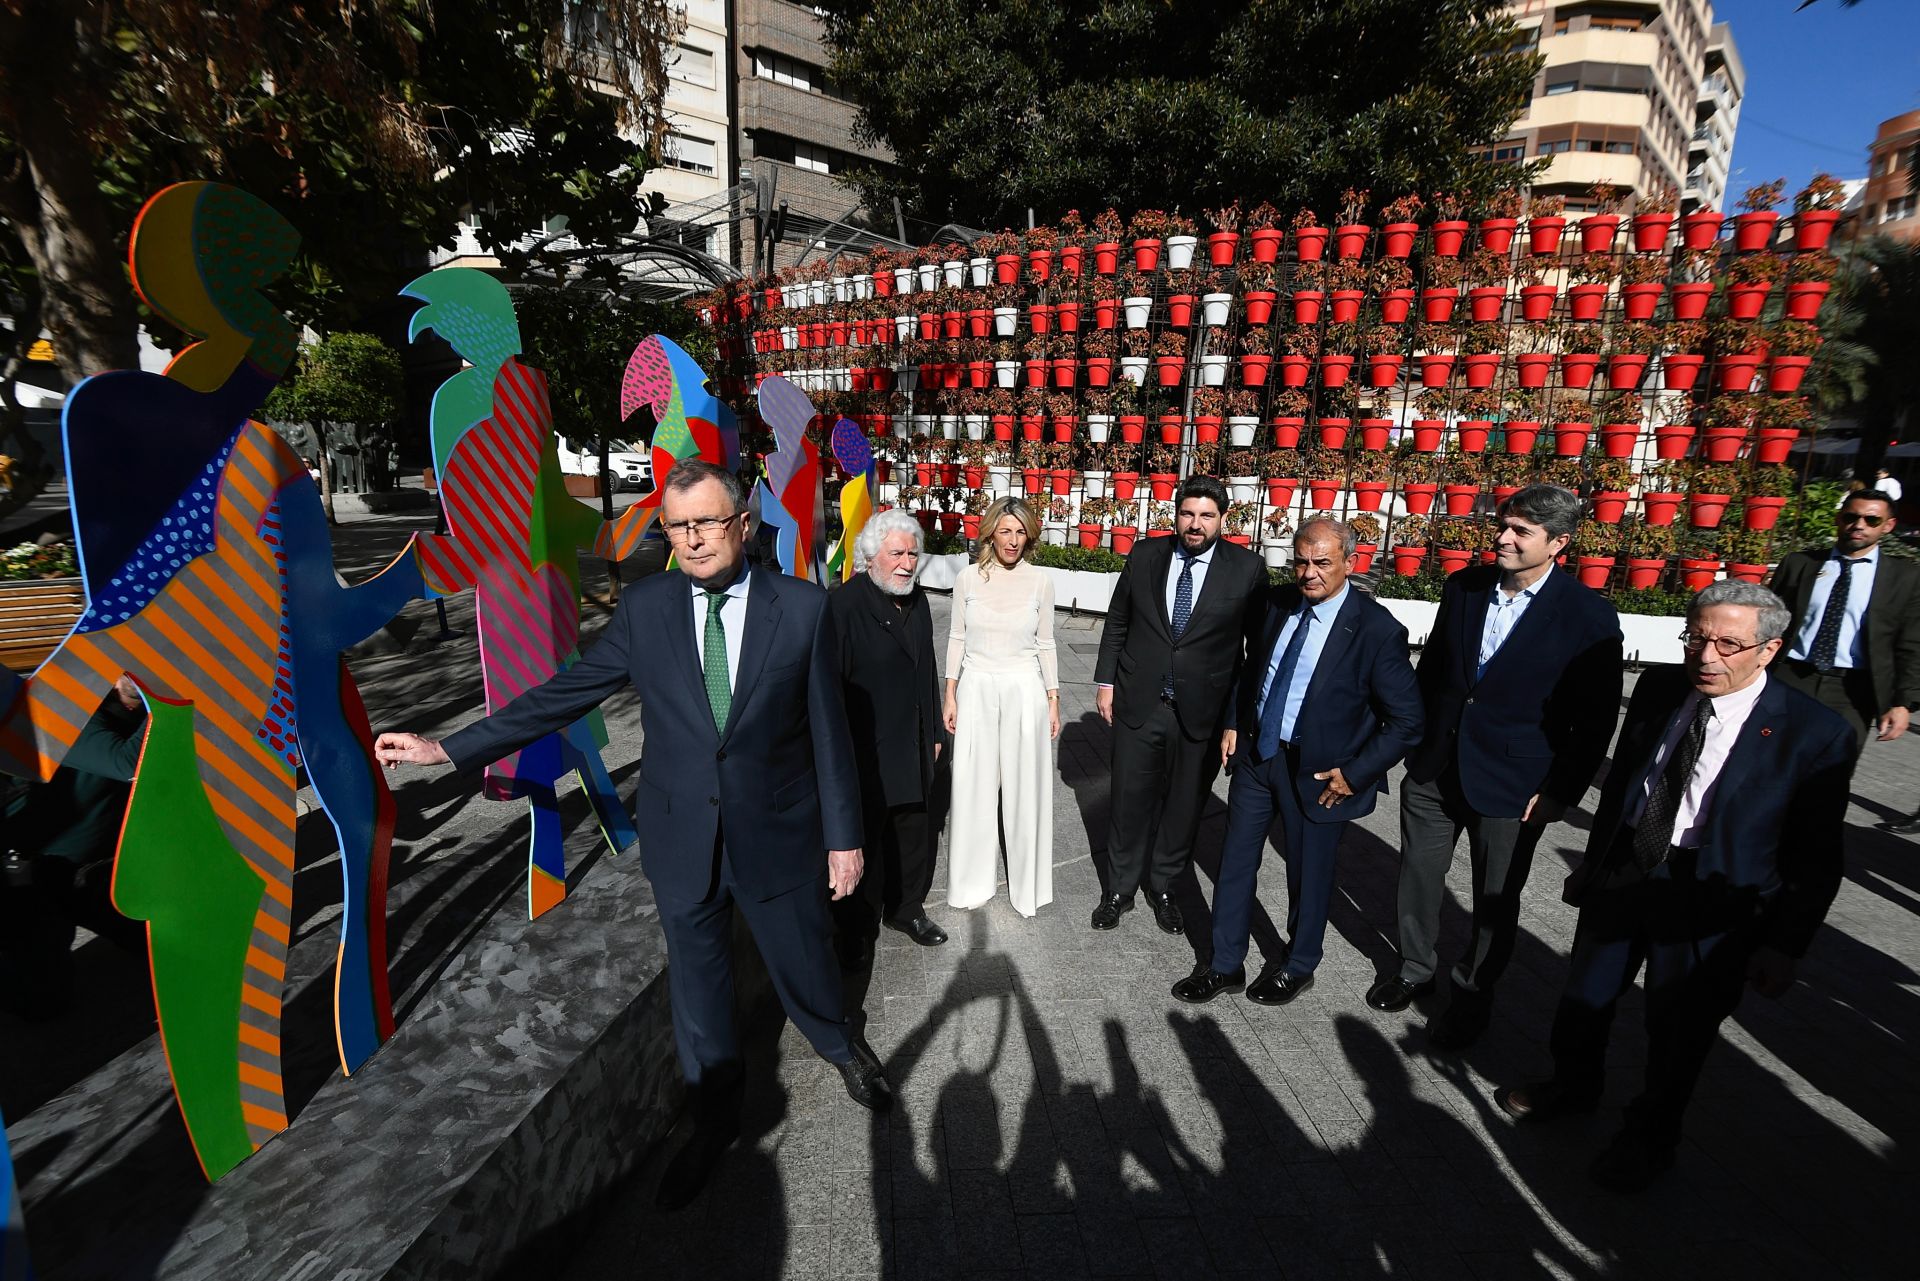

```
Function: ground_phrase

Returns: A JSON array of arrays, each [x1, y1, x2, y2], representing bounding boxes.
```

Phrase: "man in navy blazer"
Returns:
[[1500, 581, 1854, 1192], [375, 461, 887, 1211], [1368, 485, 1622, 1051], [1172, 517, 1423, 1006]]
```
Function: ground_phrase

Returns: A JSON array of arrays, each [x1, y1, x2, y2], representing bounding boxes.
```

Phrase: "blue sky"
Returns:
[[1712, 0, 1920, 200]]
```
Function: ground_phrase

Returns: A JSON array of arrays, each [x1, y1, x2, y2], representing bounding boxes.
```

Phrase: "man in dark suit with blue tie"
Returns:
[[1172, 517, 1423, 1006], [1368, 485, 1622, 1051], [1500, 581, 1855, 1192], [374, 460, 888, 1211]]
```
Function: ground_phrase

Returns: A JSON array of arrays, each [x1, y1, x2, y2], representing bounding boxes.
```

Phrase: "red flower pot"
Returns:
[[1576, 555, 1616, 589], [1353, 544, 1378, 574], [871, 272, 894, 298], [1093, 242, 1120, 274], [1653, 425, 1694, 459], [1689, 492, 1733, 527], [995, 253, 1021, 284], [1794, 209, 1841, 252], [1086, 356, 1114, 387], [1569, 283, 1609, 321], [1784, 281, 1830, 321], [1308, 478, 1342, 507], [1380, 222, 1419, 257], [1292, 290, 1325, 325], [1716, 352, 1765, 392], [1334, 223, 1370, 258], [1437, 547, 1474, 575], [992, 414, 1015, 441], [1317, 418, 1351, 449], [1727, 282, 1772, 320], [1661, 353, 1705, 391], [1702, 425, 1746, 461], [1132, 238, 1163, 271], [1504, 422, 1541, 453], [1431, 220, 1469, 256], [1050, 413, 1076, 442], [1467, 287, 1506, 323], [1379, 289, 1414, 324], [1643, 492, 1685, 526], [1627, 558, 1668, 589], [940, 513, 963, 534], [1403, 482, 1439, 514], [1353, 481, 1389, 512], [1330, 289, 1365, 324], [1681, 210, 1725, 250], [1243, 291, 1277, 325], [1094, 297, 1119, 329], [1265, 476, 1299, 505], [1744, 496, 1787, 530], [1622, 283, 1664, 321], [1670, 281, 1714, 320], [1579, 215, 1622, 253], [1367, 354, 1405, 387], [1561, 352, 1601, 389], [1733, 211, 1780, 252], [1456, 422, 1491, 453], [1418, 352, 1456, 387], [1113, 472, 1140, 501], [1520, 285, 1559, 322], [1554, 423, 1592, 456], [1528, 216, 1567, 254], [1159, 414, 1185, 444], [1516, 352, 1553, 388], [1250, 228, 1284, 262], [1193, 416, 1222, 444], [1076, 522, 1102, 549], [1478, 218, 1517, 254], [1768, 356, 1812, 393], [1207, 231, 1239, 265], [1052, 358, 1078, 388], [1755, 427, 1800, 464], [1607, 353, 1650, 390], [1110, 525, 1139, 554], [963, 464, 987, 488], [1443, 484, 1480, 516], [1154, 355, 1184, 386], [1119, 415, 1146, 443], [1726, 561, 1768, 584], [1293, 226, 1329, 262], [1359, 418, 1393, 450], [1150, 472, 1178, 500], [1240, 354, 1273, 387], [1027, 249, 1054, 282], [1056, 301, 1082, 331], [1021, 468, 1043, 494], [1680, 557, 1720, 590], [1028, 303, 1053, 334], [1320, 354, 1355, 387], [1393, 545, 1429, 576], [1589, 491, 1629, 523], [1024, 359, 1047, 388], [1270, 417, 1304, 448], [1421, 288, 1459, 323], [1410, 420, 1444, 451], [1600, 425, 1639, 458], [1631, 212, 1675, 253], [1278, 355, 1311, 388], [1167, 295, 1196, 327]]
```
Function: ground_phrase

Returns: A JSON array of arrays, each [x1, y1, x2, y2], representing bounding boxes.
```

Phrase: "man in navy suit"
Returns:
[[1368, 485, 1622, 1051], [375, 460, 887, 1211], [1500, 581, 1854, 1192], [1172, 517, 1423, 1006]]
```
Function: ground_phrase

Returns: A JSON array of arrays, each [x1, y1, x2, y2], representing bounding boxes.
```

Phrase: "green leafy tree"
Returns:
[[263, 332, 405, 524], [816, 0, 1544, 227]]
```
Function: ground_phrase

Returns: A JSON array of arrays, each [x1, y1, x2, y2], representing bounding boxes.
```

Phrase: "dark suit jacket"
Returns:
[[826, 572, 940, 809], [1230, 585, 1425, 824], [1770, 548, 1920, 714], [1093, 535, 1267, 739], [444, 564, 862, 903], [1405, 565, 1623, 818], [1570, 665, 1855, 957]]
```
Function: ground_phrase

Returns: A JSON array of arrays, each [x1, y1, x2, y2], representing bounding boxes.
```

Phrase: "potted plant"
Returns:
[[1163, 210, 1200, 269], [1147, 445, 1182, 500], [1792, 172, 1848, 251], [1689, 462, 1742, 528], [1579, 182, 1627, 253], [1587, 456, 1633, 523], [1478, 188, 1524, 254], [1146, 501, 1176, 536], [1130, 209, 1170, 271], [1391, 514, 1430, 576], [1754, 396, 1811, 463], [1205, 199, 1243, 265], [1270, 388, 1309, 445], [1303, 445, 1345, 507], [1378, 193, 1425, 258], [1349, 449, 1394, 511], [1263, 447, 1302, 507], [1720, 527, 1773, 583], [1334, 187, 1372, 258], [1225, 389, 1262, 445], [1624, 520, 1677, 588], [1743, 463, 1794, 530], [1291, 205, 1329, 262], [1785, 249, 1838, 321], [1442, 451, 1485, 515], [1430, 191, 1470, 256], [1723, 250, 1782, 320], [1631, 184, 1679, 253], [1734, 179, 1787, 252], [1570, 521, 1622, 589], [1641, 461, 1687, 526], [1261, 508, 1295, 568], [1247, 201, 1285, 262], [1595, 391, 1645, 456], [1371, 256, 1417, 323], [1678, 528, 1722, 590], [1218, 499, 1258, 545], [1290, 259, 1327, 325], [1076, 495, 1114, 548], [1527, 192, 1568, 255], [962, 487, 997, 539], [1431, 516, 1484, 575], [1348, 512, 1383, 572], [1091, 208, 1126, 274], [1153, 329, 1188, 387], [1765, 320, 1820, 392]]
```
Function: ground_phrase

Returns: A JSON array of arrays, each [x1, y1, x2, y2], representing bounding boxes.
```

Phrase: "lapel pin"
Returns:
[[1761, 727, 1772, 737]]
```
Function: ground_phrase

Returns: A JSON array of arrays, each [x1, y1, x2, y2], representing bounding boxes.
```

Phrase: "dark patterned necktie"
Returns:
[[1163, 554, 1194, 699], [1809, 557, 1855, 673], [1632, 697, 1713, 869], [703, 590, 731, 730]]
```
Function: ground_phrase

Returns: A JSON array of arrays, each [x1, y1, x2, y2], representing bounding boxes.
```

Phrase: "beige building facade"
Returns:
[[1858, 110, 1920, 246]]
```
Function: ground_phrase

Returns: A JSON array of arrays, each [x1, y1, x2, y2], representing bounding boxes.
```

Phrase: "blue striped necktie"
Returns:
[[1163, 554, 1194, 699]]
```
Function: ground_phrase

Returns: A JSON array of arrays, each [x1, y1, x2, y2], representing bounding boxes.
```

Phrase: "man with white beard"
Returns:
[[826, 510, 948, 966]]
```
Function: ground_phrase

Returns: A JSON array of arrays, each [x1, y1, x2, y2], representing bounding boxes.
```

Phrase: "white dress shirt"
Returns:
[[1880, 476, 1904, 502], [1163, 541, 1215, 626], [1256, 583, 1350, 743], [1477, 574, 1546, 679], [691, 565, 752, 691], [1624, 673, 1770, 848], [1787, 546, 1879, 669]]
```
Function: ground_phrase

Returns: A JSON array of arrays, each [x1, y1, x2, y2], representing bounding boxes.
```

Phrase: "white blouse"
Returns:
[[946, 559, 1059, 691]]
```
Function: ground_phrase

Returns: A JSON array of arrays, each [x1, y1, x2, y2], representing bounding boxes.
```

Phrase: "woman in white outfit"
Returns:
[[943, 497, 1058, 917]]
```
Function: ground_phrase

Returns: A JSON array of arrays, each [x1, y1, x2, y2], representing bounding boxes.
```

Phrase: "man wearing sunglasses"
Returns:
[[1768, 489, 1920, 769]]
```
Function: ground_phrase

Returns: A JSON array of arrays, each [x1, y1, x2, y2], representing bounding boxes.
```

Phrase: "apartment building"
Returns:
[[1685, 22, 1743, 212], [645, 0, 736, 262], [1477, 1, 1726, 213], [1857, 110, 1920, 246]]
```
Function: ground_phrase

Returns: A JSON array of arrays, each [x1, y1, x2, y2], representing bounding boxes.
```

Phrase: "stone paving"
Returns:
[[560, 591, 1920, 1281]]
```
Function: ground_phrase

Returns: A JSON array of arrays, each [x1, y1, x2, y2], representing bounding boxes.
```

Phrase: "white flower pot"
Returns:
[[916, 264, 939, 291], [1043, 524, 1068, 546], [939, 414, 959, 440], [830, 367, 851, 392], [1199, 354, 1229, 386], [809, 281, 828, 307], [854, 274, 872, 300], [831, 275, 849, 302], [1083, 470, 1110, 499], [894, 313, 914, 340], [1166, 235, 1198, 269], [990, 465, 1015, 491], [1264, 543, 1290, 570], [964, 414, 988, 441], [911, 414, 934, 436], [994, 306, 1019, 337], [943, 260, 966, 288], [1202, 293, 1233, 327], [781, 325, 798, 350], [1119, 356, 1149, 386], [1229, 476, 1260, 503], [1228, 416, 1259, 447], [1087, 414, 1113, 443], [1123, 297, 1152, 329], [897, 366, 920, 393], [894, 266, 915, 294], [994, 360, 1019, 388], [969, 257, 992, 287]]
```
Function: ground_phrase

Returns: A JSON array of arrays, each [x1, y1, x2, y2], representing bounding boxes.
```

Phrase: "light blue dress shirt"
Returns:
[[1477, 575, 1546, 679], [1257, 583, 1349, 743], [1163, 541, 1215, 626], [1787, 546, 1879, 669]]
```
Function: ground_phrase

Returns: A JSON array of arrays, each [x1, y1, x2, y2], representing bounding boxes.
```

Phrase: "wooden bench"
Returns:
[[0, 577, 85, 674]]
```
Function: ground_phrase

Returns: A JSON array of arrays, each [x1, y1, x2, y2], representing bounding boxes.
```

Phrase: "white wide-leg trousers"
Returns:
[[946, 662, 1053, 918]]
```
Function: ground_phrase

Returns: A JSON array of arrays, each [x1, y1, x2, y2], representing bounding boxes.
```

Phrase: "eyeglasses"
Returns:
[[662, 513, 744, 541], [1677, 630, 1767, 657], [1839, 512, 1888, 527]]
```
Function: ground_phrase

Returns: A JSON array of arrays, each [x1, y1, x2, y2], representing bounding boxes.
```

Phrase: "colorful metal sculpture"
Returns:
[[826, 415, 876, 582], [1, 1112, 30, 1281], [753, 376, 825, 580]]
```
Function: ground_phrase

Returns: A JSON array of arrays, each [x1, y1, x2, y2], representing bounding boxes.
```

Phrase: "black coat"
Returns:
[[1093, 534, 1267, 739], [826, 572, 942, 809], [1770, 548, 1920, 714]]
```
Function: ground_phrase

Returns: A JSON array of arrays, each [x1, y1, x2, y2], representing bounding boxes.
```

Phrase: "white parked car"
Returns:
[[556, 436, 653, 493]]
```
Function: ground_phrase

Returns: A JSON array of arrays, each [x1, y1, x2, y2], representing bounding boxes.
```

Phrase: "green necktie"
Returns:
[[703, 589, 732, 731]]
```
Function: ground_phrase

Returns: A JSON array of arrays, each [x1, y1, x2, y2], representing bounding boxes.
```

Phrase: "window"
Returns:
[[664, 131, 718, 175], [1538, 139, 1571, 155], [1493, 145, 1525, 163], [754, 50, 819, 92], [1871, 156, 1888, 177], [1591, 15, 1643, 31], [1552, 19, 1570, 34], [1886, 195, 1917, 223], [793, 142, 833, 174], [1545, 80, 1577, 96], [669, 43, 714, 87]]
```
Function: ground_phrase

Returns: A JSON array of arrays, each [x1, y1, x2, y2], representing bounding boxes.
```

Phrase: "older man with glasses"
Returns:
[[1501, 581, 1855, 1192], [1769, 490, 1920, 780]]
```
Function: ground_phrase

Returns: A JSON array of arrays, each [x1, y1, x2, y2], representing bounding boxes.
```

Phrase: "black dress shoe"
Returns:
[[1878, 814, 1920, 836], [884, 914, 948, 946], [1498, 1080, 1601, 1124], [1588, 1132, 1675, 1193], [1148, 890, 1183, 935], [832, 1050, 893, 1112], [1090, 893, 1134, 931], [1170, 964, 1246, 1004], [1364, 975, 1435, 1013], [655, 1116, 740, 1211], [1246, 969, 1314, 1005]]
